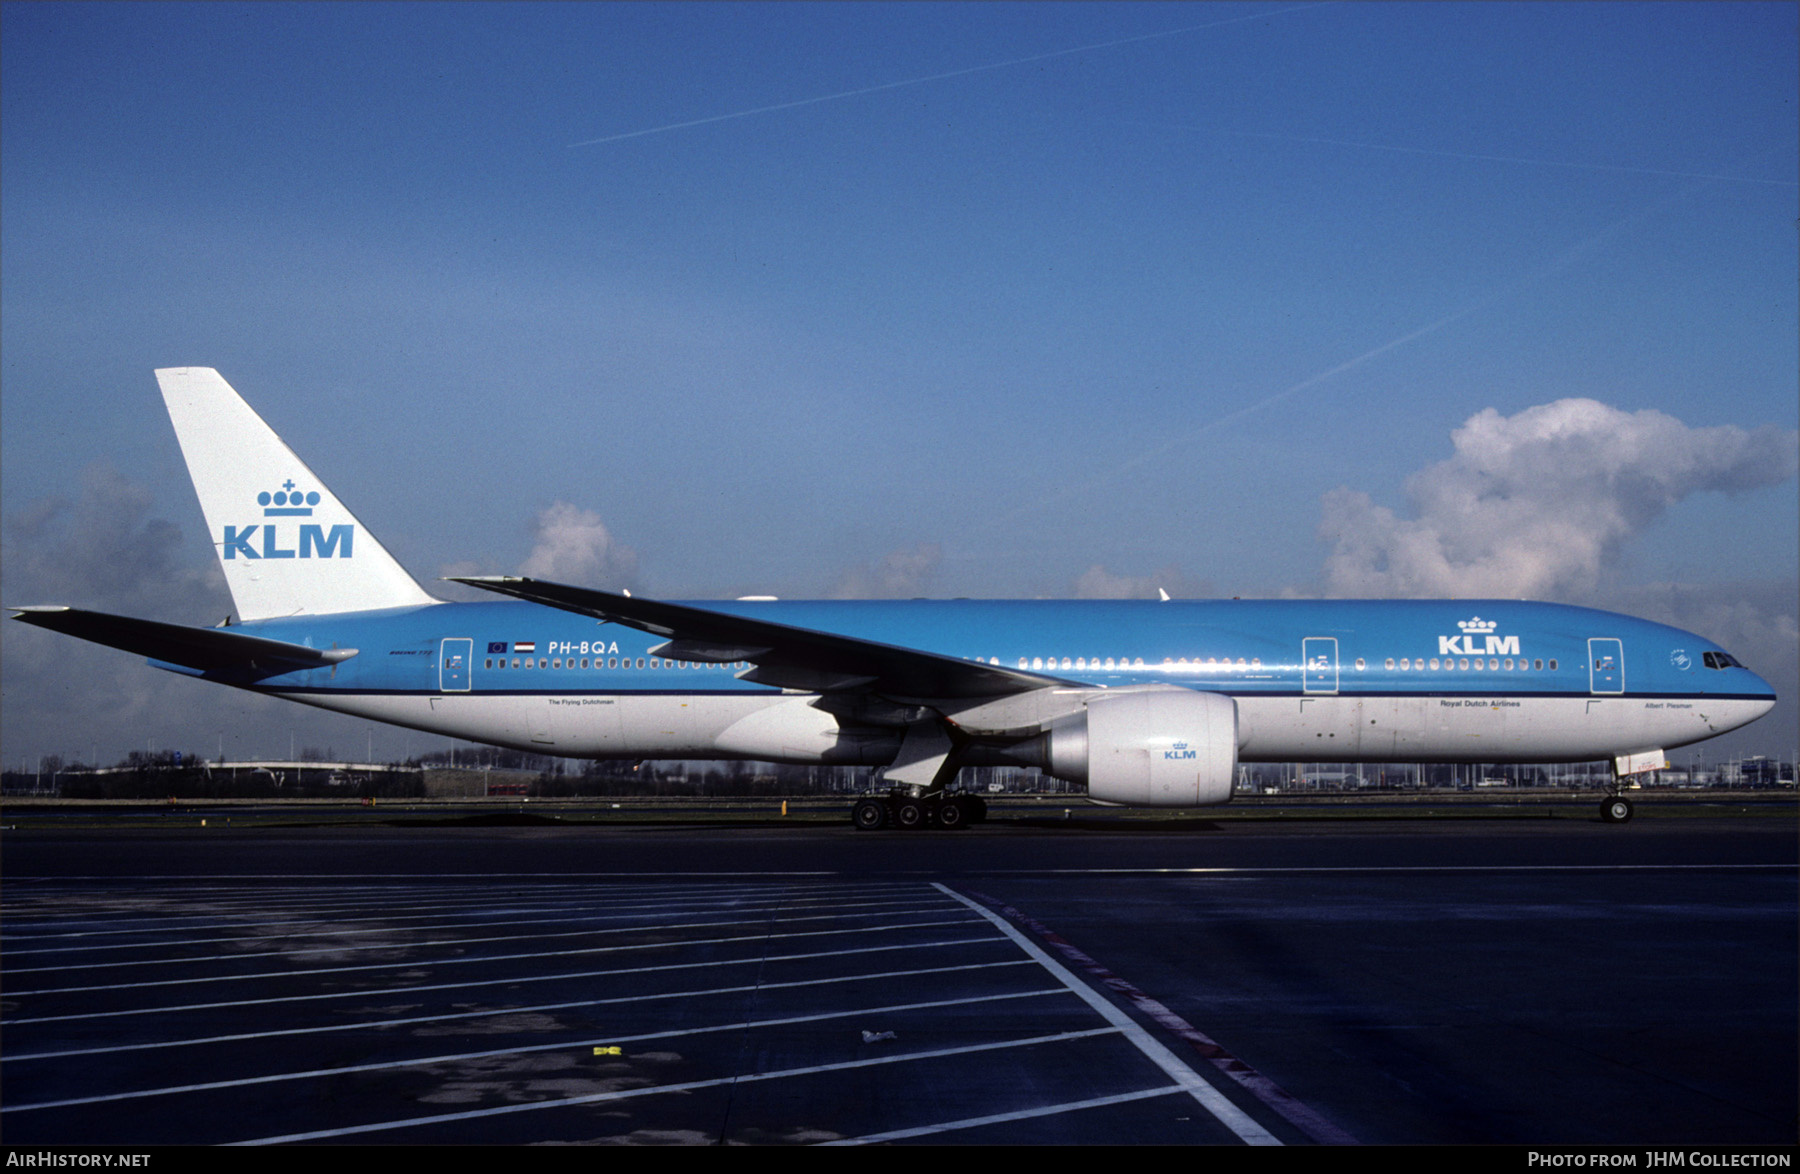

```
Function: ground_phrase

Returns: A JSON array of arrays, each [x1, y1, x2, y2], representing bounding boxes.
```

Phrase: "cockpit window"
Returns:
[[1703, 651, 1744, 669]]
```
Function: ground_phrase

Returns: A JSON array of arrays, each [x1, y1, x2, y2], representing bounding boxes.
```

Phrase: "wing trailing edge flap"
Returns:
[[9, 606, 357, 679], [446, 575, 1069, 703], [883, 717, 961, 789]]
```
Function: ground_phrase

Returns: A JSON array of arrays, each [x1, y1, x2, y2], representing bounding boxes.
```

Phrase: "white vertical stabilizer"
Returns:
[[156, 367, 438, 620]]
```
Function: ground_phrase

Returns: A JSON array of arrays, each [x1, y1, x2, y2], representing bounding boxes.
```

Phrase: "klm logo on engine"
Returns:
[[1439, 616, 1520, 657], [222, 481, 354, 560], [1164, 740, 1198, 761]]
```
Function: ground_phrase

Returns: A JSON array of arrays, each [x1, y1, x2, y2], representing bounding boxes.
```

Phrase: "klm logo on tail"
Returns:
[[222, 480, 354, 560]]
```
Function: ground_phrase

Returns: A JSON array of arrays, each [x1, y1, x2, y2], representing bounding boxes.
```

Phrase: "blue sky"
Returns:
[[3, 2, 1796, 766]]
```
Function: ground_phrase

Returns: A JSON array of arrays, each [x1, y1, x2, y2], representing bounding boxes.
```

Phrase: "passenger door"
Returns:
[[439, 638, 472, 692], [1587, 637, 1623, 694]]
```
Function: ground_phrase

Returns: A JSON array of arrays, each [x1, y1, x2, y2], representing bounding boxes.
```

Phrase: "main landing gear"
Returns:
[[851, 793, 987, 830]]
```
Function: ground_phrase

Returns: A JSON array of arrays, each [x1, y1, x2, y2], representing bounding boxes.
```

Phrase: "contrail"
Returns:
[[1153, 123, 1800, 187], [569, 4, 1330, 148], [991, 170, 1734, 527]]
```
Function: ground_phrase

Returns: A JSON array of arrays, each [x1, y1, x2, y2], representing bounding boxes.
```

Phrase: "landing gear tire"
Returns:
[[1601, 796, 1634, 824], [936, 797, 969, 830], [852, 798, 889, 831], [894, 799, 930, 830]]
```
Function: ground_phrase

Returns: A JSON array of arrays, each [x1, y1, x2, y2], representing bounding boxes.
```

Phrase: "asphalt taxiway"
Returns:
[[2, 811, 1793, 1145]]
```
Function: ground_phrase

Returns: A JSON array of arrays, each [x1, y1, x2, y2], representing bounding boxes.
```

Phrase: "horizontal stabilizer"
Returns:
[[447, 576, 1069, 700], [9, 606, 356, 678]]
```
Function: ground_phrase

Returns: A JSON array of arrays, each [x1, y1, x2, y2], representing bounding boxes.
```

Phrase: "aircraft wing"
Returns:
[[9, 606, 357, 678], [447, 576, 1070, 699]]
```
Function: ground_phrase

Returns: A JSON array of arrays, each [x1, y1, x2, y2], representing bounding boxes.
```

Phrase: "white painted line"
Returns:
[[824, 1085, 1191, 1144], [6, 988, 1075, 1114], [4, 891, 957, 957], [8, 914, 986, 996], [965, 887, 1358, 1145], [3, 887, 938, 948], [3, 903, 980, 975], [12, 871, 845, 880], [229, 1027, 1124, 1145], [4, 934, 1010, 1025], [933, 882, 1281, 1146], [5, 958, 1038, 1061], [1010, 864, 1787, 875]]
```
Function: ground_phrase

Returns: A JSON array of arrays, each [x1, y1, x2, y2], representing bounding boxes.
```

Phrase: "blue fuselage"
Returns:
[[159, 598, 1775, 766]]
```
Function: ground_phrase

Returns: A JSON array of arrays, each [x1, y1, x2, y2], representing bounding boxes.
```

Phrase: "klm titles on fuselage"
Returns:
[[222, 482, 354, 560], [1439, 616, 1521, 658]]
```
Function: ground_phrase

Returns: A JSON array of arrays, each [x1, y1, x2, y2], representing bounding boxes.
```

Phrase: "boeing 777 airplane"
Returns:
[[11, 369, 1778, 827]]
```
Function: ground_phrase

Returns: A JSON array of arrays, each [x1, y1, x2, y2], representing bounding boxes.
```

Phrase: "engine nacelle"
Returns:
[[1039, 689, 1238, 807]]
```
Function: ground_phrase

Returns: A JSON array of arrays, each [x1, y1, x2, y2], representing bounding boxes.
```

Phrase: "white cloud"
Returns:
[[2, 462, 226, 621], [830, 543, 941, 599], [1319, 399, 1797, 599], [517, 502, 639, 588], [0, 465, 309, 767], [1071, 565, 1214, 600], [1610, 578, 1799, 758]]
